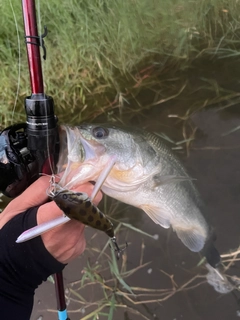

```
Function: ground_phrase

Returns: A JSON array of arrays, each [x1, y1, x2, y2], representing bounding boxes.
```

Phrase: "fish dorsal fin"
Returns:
[[152, 174, 196, 187], [140, 204, 171, 229], [173, 225, 206, 252]]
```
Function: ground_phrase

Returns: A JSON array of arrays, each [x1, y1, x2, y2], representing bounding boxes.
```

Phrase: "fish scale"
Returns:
[[57, 123, 220, 267]]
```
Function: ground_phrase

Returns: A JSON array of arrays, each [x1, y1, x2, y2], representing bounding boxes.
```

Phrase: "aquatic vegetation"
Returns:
[[46, 220, 240, 319], [1, 0, 240, 126], [2, 1, 240, 318]]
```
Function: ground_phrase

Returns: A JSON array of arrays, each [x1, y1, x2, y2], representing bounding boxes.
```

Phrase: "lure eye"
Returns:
[[92, 127, 109, 139]]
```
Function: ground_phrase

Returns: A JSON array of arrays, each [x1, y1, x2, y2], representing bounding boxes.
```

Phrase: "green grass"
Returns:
[[1, 0, 240, 127]]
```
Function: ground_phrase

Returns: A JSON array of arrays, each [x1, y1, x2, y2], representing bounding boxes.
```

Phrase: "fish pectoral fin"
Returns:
[[173, 225, 206, 252], [152, 174, 196, 188], [140, 204, 171, 228]]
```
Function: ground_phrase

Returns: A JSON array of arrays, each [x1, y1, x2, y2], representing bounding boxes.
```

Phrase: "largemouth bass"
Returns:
[[57, 124, 220, 267]]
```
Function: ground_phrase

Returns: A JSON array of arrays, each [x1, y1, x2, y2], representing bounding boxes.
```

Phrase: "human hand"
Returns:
[[0, 176, 102, 264]]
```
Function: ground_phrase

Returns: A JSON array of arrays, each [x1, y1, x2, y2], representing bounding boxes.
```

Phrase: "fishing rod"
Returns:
[[22, 1, 69, 319], [0, 0, 69, 319]]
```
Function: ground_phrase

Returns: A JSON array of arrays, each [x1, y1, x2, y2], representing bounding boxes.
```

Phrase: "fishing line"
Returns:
[[36, 0, 55, 177], [9, 0, 21, 125], [16, 157, 117, 242]]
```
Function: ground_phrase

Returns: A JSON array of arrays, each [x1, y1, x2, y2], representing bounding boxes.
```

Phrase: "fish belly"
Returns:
[[102, 181, 209, 253]]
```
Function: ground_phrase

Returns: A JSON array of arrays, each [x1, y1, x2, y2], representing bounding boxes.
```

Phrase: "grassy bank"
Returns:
[[1, 0, 240, 126]]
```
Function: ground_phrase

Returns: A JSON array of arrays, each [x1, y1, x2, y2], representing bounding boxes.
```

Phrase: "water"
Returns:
[[2, 57, 240, 320], [28, 103, 240, 320]]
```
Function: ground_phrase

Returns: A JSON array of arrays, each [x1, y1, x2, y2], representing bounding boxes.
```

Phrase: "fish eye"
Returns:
[[92, 127, 109, 139]]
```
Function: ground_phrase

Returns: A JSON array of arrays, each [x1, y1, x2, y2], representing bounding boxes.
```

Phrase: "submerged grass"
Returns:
[[42, 197, 240, 319], [47, 222, 240, 319], [55, 223, 203, 319], [1, 0, 240, 126]]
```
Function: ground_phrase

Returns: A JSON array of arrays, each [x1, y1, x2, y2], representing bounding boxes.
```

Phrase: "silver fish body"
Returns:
[[57, 124, 219, 262]]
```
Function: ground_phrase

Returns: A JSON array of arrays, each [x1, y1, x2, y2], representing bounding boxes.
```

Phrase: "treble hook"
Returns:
[[46, 174, 57, 197], [110, 237, 128, 259]]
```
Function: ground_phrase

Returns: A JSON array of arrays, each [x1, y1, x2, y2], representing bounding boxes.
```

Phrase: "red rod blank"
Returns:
[[21, 0, 44, 94]]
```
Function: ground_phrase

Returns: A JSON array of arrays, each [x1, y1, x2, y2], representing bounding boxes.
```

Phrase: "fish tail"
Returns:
[[204, 243, 221, 268], [202, 228, 221, 268]]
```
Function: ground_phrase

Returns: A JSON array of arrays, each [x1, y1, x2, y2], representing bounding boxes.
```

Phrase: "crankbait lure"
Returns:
[[49, 185, 125, 258]]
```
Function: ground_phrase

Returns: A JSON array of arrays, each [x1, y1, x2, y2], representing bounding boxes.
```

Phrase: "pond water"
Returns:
[[30, 104, 240, 319], [1, 58, 240, 320]]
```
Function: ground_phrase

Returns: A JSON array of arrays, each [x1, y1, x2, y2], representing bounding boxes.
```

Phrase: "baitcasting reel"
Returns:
[[0, 123, 38, 198], [0, 95, 59, 198]]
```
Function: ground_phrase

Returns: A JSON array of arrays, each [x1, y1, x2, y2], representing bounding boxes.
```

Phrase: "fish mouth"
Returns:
[[80, 137, 99, 161], [60, 125, 106, 164], [78, 130, 106, 162]]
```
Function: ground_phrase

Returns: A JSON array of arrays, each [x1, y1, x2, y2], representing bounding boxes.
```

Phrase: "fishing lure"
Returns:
[[48, 184, 125, 258]]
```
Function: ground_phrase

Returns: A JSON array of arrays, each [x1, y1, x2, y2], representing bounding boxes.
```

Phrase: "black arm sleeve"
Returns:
[[0, 207, 66, 320]]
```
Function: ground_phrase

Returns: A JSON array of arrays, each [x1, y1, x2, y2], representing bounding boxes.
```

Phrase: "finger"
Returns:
[[71, 183, 103, 205], [37, 183, 102, 225], [0, 176, 51, 227], [0, 177, 102, 228], [41, 219, 86, 263], [37, 198, 86, 264], [37, 185, 102, 264], [3, 176, 50, 213]]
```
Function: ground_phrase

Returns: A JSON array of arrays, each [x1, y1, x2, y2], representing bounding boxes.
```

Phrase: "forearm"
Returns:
[[0, 207, 65, 320]]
